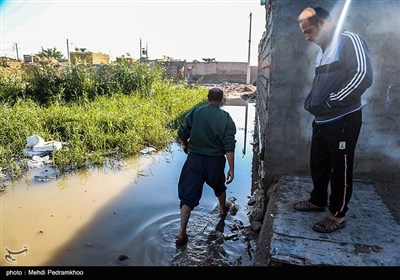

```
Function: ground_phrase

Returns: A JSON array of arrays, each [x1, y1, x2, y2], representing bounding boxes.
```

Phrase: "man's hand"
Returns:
[[182, 139, 189, 154], [183, 144, 188, 154], [225, 152, 234, 184], [226, 169, 234, 184]]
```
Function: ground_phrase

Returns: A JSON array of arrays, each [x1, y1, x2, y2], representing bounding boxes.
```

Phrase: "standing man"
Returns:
[[294, 7, 373, 233], [176, 87, 236, 245]]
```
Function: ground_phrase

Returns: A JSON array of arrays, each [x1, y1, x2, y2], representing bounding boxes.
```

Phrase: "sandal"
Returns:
[[293, 200, 325, 212], [313, 217, 345, 233]]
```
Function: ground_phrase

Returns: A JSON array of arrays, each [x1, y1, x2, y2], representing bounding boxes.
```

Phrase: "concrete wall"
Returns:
[[256, 0, 400, 188], [186, 61, 257, 84]]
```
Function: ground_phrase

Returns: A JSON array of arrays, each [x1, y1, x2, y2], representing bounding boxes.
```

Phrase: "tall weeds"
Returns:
[[0, 61, 207, 179]]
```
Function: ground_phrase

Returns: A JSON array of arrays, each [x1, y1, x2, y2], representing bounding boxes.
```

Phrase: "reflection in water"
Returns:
[[0, 104, 256, 266], [242, 101, 249, 156]]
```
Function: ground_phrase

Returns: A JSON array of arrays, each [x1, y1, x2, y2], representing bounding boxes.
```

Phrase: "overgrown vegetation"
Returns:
[[0, 61, 207, 180], [37, 47, 67, 62]]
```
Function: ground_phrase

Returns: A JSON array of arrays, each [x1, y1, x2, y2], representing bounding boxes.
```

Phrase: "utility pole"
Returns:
[[246, 12, 252, 85], [140, 38, 142, 60], [15, 43, 20, 60], [66, 39, 70, 62], [140, 38, 148, 61]]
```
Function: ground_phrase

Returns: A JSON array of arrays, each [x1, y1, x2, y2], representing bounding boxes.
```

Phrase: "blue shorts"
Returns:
[[178, 153, 227, 210]]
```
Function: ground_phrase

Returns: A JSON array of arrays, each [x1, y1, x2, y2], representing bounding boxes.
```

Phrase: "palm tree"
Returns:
[[37, 47, 66, 62]]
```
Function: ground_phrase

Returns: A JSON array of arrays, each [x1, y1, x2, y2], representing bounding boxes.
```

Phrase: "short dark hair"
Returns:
[[309, 7, 331, 25], [208, 88, 224, 101]]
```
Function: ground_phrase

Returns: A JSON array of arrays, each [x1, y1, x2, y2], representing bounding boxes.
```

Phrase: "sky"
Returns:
[[0, 0, 266, 65]]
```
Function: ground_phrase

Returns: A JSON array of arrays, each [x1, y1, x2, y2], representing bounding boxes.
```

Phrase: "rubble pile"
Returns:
[[203, 82, 257, 102]]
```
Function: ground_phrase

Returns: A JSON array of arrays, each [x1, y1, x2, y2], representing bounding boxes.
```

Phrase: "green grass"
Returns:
[[0, 63, 207, 180]]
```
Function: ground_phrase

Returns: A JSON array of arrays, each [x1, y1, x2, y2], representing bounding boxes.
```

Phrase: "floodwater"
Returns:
[[0, 102, 256, 267]]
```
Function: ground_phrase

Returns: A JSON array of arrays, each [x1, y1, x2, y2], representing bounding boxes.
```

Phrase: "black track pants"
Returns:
[[309, 110, 362, 218]]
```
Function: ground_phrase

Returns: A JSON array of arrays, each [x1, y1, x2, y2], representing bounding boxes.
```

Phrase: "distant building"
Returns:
[[185, 61, 257, 84], [70, 51, 110, 65], [116, 56, 138, 64]]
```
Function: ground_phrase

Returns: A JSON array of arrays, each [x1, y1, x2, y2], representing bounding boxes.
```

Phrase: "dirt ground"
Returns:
[[218, 82, 400, 225], [204, 82, 257, 102]]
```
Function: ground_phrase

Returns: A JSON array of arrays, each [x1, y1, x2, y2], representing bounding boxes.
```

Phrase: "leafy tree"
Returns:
[[37, 47, 66, 62]]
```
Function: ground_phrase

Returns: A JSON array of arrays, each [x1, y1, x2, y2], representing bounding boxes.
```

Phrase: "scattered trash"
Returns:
[[139, 147, 157, 154], [24, 135, 62, 157], [34, 175, 55, 182], [26, 135, 44, 147], [28, 155, 50, 169]]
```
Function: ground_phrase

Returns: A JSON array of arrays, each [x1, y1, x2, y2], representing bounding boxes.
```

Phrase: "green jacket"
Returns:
[[178, 104, 236, 156]]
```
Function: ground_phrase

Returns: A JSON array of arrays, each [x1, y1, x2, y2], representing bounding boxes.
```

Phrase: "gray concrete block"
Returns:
[[264, 176, 400, 266]]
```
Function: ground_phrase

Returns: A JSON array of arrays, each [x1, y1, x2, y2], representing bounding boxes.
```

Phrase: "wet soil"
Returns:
[[0, 102, 257, 267]]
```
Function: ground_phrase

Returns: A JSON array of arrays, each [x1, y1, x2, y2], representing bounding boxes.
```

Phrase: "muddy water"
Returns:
[[1, 103, 256, 267]]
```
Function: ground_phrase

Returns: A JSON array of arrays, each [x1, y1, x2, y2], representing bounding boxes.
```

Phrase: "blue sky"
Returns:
[[1, 0, 266, 65]]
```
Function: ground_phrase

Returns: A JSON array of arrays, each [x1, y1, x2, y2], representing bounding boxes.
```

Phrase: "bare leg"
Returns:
[[177, 204, 191, 241], [218, 191, 228, 216]]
